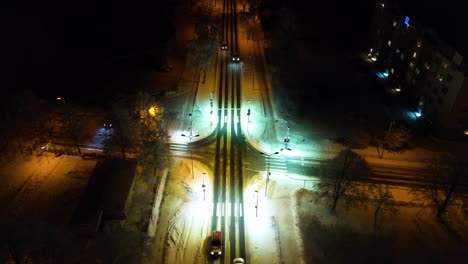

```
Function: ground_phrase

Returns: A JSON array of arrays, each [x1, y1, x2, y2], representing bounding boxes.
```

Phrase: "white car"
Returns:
[[233, 257, 245, 264]]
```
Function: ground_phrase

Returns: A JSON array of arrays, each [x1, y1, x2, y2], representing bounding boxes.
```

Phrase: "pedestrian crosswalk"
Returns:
[[264, 155, 287, 173], [168, 142, 188, 152]]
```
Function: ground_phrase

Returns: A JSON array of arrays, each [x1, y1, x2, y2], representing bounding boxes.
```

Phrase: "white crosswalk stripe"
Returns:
[[169, 143, 188, 152], [264, 156, 288, 173]]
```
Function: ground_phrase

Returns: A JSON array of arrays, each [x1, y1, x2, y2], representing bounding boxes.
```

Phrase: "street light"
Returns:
[[188, 113, 193, 136], [282, 125, 291, 150], [56, 96, 66, 104], [259, 151, 279, 197], [182, 133, 200, 179], [210, 93, 214, 115], [202, 172, 207, 200], [247, 100, 251, 123], [254, 190, 259, 217]]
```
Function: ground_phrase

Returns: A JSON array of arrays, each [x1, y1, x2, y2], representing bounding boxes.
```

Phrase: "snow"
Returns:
[[1, 1, 467, 263]]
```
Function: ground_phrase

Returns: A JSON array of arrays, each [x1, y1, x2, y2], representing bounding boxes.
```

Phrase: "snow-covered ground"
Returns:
[[1, 1, 467, 263]]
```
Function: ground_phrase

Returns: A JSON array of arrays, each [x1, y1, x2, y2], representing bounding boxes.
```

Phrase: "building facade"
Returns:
[[367, 1, 468, 139]]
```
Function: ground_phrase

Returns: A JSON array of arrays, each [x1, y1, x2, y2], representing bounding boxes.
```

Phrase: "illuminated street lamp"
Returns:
[[40, 144, 50, 164], [182, 133, 200, 179], [56, 96, 66, 104], [259, 151, 279, 197], [202, 172, 207, 200], [148, 106, 160, 117]]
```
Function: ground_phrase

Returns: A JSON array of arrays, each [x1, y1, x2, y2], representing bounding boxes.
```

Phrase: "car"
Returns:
[[231, 52, 240, 62], [221, 43, 228, 50], [210, 230, 222, 257], [233, 257, 245, 264]]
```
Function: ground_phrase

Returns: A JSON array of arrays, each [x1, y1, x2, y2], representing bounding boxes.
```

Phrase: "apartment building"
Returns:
[[367, 1, 468, 139]]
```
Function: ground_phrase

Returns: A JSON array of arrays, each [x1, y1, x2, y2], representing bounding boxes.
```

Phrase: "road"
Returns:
[[151, 0, 468, 264]]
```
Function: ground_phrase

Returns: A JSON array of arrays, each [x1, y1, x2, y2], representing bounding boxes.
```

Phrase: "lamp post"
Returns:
[[182, 133, 199, 179], [247, 100, 251, 123], [188, 113, 193, 136], [386, 120, 395, 136], [202, 172, 207, 200], [282, 126, 291, 150], [210, 92, 214, 115], [259, 151, 279, 197], [254, 190, 259, 217], [56, 96, 66, 105], [41, 145, 50, 164]]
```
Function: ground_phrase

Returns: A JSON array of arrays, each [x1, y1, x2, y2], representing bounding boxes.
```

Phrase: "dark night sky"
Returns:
[[1, 0, 467, 104], [2, 0, 175, 103], [397, 0, 468, 57]]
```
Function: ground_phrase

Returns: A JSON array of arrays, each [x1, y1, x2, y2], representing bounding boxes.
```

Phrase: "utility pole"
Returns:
[[182, 133, 200, 179], [260, 151, 279, 197], [255, 190, 259, 217]]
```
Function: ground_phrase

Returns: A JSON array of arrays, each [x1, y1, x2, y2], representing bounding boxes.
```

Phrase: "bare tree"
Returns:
[[185, 10, 220, 84], [412, 152, 466, 218], [367, 184, 398, 236], [131, 91, 171, 184], [61, 110, 92, 158], [337, 126, 372, 149], [0, 91, 43, 160], [140, 140, 172, 183], [314, 149, 372, 211], [374, 122, 412, 159], [185, 38, 218, 83], [246, 13, 262, 40], [104, 99, 138, 160]]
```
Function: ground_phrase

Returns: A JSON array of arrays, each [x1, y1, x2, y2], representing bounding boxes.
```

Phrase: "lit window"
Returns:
[[387, 40, 392, 47], [396, 49, 400, 54], [443, 64, 448, 69], [391, 68, 394, 74], [393, 21, 397, 27], [409, 62, 414, 68], [425, 62, 430, 69], [400, 53, 405, 60], [415, 68, 420, 75], [404, 16, 410, 26], [413, 52, 417, 58], [419, 100, 424, 107], [464, 129, 468, 135], [417, 41, 422, 47]]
